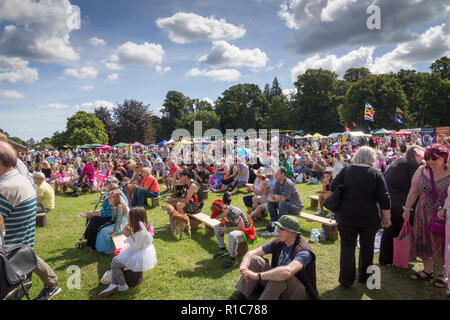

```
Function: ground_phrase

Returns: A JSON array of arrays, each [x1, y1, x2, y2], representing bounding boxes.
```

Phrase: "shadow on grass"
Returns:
[[175, 256, 241, 280]]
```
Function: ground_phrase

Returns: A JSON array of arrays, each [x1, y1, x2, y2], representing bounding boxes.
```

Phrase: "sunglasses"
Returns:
[[425, 155, 441, 161]]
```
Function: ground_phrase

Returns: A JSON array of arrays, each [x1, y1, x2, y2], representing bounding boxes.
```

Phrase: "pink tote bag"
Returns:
[[393, 220, 414, 269]]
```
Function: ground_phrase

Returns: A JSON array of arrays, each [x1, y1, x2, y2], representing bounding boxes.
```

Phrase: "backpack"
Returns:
[[0, 233, 37, 300]]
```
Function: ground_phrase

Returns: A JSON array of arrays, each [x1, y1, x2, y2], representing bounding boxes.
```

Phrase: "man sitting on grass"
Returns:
[[235, 215, 318, 300]]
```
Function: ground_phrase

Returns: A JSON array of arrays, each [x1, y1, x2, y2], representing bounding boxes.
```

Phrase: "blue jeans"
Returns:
[[267, 201, 303, 222], [131, 189, 160, 207]]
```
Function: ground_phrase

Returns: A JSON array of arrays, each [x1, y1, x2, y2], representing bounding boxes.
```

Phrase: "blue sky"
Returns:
[[0, 0, 448, 141]]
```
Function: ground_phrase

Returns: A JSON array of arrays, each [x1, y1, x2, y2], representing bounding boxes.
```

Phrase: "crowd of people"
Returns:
[[1, 130, 450, 300]]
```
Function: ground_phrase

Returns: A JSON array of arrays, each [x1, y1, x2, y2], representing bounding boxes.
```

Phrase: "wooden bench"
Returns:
[[112, 234, 144, 287], [188, 212, 248, 256], [145, 196, 160, 207], [308, 195, 319, 208], [36, 213, 47, 228], [298, 212, 338, 241], [202, 188, 209, 200]]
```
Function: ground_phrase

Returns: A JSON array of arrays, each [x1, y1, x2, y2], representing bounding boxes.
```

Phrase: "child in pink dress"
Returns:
[[440, 184, 450, 298]]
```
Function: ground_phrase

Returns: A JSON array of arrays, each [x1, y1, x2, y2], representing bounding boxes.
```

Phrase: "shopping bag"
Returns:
[[393, 220, 413, 269]]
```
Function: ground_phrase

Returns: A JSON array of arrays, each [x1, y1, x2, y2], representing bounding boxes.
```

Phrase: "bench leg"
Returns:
[[310, 199, 318, 208], [324, 224, 338, 241], [205, 225, 215, 238], [202, 190, 209, 199], [122, 269, 144, 288], [189, 219, 202, 231], [237, 242, 248, 256], [151, 197, 160, 207], [36, 214, 47, 228]]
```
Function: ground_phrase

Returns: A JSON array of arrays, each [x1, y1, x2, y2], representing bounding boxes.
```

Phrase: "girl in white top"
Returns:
[[99, 207, 157, 298]]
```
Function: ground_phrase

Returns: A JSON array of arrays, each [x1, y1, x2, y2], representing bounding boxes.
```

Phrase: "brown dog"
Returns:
[[162, 204, 191, 240]]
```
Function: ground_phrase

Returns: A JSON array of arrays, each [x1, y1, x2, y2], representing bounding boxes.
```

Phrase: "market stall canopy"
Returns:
[[347, 131, 367, 137], [393, 130, 413, 136], [234, 147, 251, 156], [79, 144, 92, 149], [89, 143, 103, 148], [372, 128, 394, 136], [96, 145, 113, 150], [175, 139, 193, 146], [113, 142, 129, 147], [302, 134, 313, 138], [131, 141, 143, 147], [311, 133, 323, 139], [293, 135, 302, 139], [167, 139, 175, 144], [328, 132, 344, 138]]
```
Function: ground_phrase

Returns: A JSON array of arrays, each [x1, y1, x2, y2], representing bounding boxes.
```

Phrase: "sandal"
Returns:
[[434, 274, 447, 288], [411, 270, 433, 281]]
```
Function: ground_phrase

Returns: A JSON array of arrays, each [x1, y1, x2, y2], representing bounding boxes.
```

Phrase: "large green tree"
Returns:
[[343, 67, 371, 82], [340, 74, 409, 130], [160, 91, 190, 138], [50, 111, 108, 147], [292, 69, 342, 134], [113, 99, 156, 145], [214, 84, 268, 131], [430, 56, 449, 80], [94, 106, 118, 144]]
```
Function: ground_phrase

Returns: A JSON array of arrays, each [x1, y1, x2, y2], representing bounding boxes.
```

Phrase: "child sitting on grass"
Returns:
[[99, 207, 157, 298]]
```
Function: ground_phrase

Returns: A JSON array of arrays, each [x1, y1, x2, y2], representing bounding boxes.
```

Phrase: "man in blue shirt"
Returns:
[[235, 215, 318, 300]]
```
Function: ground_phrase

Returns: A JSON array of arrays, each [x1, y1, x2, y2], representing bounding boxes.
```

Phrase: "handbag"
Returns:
[[0, 233, 37, 300], [323, 167, 347, 213], [393, 220, 414, 268]]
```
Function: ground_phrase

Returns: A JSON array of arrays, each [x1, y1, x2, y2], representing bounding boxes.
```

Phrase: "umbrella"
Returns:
[[113, 142, 129, 147], [233, 147, 251, 156], [372, 128, 393, 136], [393, 130, 413, 136], [157, 140, 168, 147], [312, 133, 323, 139]]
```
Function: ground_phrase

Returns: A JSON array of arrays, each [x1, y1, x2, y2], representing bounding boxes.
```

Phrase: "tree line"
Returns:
[[5, 57, 447, 149]]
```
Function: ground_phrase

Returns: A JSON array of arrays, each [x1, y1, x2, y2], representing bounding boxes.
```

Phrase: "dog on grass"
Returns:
[[162, 204, 191, 240]]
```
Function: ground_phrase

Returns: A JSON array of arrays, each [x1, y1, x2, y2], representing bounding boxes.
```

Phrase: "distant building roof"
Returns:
[[8, 139, 28, 153]]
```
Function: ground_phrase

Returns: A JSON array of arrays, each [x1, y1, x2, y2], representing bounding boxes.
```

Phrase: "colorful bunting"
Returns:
[[364, 103, 375, 122]]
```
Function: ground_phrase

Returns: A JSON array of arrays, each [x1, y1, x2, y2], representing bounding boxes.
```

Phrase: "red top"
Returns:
[[141, 175, 160, 192]]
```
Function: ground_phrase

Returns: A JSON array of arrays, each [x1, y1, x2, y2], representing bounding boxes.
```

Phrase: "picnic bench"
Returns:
[[145, 196, 160, 208], [112, 234, 144, 287], [298, 212, 338, 241], [36, 213, 47, 228], [308, 195, 319, 208], [188, 212, 248, 256]]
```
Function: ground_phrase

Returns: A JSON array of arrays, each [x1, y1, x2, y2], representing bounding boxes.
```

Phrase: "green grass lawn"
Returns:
[[29, 183, 448, 300]]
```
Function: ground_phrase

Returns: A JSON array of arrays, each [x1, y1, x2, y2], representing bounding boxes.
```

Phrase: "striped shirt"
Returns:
[[0, 169, 37, 248]]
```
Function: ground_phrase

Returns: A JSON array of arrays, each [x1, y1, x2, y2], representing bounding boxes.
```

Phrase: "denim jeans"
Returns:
[[267, 201, 303, 222], [131, 189, 160, 207]]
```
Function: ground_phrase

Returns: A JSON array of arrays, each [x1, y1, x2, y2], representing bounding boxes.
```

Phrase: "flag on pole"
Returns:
[[345, 126, 351, 131], [352, 122, 356, 127], [395, 107, 404, 124], [364, 103, 375, 122]]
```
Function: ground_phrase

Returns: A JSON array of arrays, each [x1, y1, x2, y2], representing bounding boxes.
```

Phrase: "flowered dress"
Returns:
[[411, 168, 450, 264]]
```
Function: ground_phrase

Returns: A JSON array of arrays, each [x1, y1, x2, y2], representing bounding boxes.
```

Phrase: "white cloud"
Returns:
[[73, 100, 115, 111], [371, 22, 450, 74], [185, 68, 240, 82], [156, 12, 246, 44], [198, 41, 268, 69], [0, 0, 80, 62], [89, 37, 106, 47], [38, 103, 70, 110], [0, 55, 38, 84], [291, 47, 375, 80], [279, 0, 449, 55], [201, 97, 215, 106], [0, 89, 24, 99], [290, 22, 450, 79], [155, 65, 171, 74], [81, 85, 94, 91], [106, 73, 119, 83], [105, 41, 164, 69], [64, 66, 98, 80]]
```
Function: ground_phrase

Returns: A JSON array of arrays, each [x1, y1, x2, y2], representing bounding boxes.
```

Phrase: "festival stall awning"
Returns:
[[311, 133, 323, 139], [234, 147, 251, 156], [157, 140, 168, 147], [393, 130, 413, 136], [302, 134, 313, 139], [131, 141, 142, 147], [95, 145, 113, 151], [113, 142, 129, 147], [372, 128, 394, 136], [175, 139, 193, 146]]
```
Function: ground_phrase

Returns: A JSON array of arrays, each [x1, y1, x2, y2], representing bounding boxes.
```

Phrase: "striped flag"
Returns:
[[395, 107, 404, 124], [364, 103, 375, 122]]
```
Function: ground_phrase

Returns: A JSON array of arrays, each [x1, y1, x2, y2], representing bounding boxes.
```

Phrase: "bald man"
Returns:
[[0, 141, 61, 300]]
